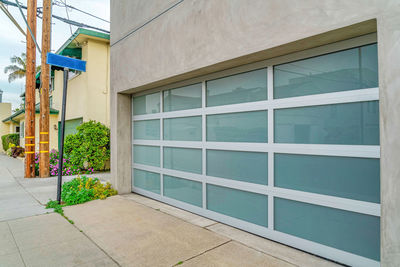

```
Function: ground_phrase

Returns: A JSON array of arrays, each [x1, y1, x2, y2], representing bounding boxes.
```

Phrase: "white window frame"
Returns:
[[131, 33, 380, 267]]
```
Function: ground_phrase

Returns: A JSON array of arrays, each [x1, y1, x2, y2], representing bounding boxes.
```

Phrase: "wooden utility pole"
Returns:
[[39, 0, 52, 177], [24, 0, 37, 178]]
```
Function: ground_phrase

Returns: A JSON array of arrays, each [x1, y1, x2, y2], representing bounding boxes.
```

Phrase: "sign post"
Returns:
[[46, 53, 86, 203]]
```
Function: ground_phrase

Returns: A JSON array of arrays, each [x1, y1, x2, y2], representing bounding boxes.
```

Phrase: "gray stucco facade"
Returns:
[[110, 1, 400, 265]]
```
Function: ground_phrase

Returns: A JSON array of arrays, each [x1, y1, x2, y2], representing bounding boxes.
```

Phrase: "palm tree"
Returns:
[[3, 53, 40, 83]]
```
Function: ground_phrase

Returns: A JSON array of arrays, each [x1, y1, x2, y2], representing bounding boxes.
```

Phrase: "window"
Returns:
[[20, 122, 24, 138]]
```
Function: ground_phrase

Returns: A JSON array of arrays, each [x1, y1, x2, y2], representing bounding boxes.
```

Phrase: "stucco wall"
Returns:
[[86, 39, 110, 126], [0, 103, 12, 152], [111, 1, 400, 265], [111, 0, 399, 93], [53, 39, 110, 127], [53, 43, 88, 122]]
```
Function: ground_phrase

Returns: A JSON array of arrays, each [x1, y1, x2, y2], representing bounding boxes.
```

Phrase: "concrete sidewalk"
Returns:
[[0, 154, 117, 266], [0, 213, 118, 266], [0, 155, 47, 221], [0, 153, 111, 222]]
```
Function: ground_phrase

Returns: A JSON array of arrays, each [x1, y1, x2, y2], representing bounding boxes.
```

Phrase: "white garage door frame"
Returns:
[[131, 33, 380, 267]]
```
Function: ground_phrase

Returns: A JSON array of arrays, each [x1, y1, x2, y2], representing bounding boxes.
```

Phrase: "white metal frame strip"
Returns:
[[132, 141, 380, 158], [267, 66, 274, 230], [159, 92, 164, 196], [201, 81, 207, 209]]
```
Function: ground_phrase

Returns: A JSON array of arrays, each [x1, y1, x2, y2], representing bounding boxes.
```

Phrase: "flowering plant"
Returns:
[[35, 149, 95, 176]]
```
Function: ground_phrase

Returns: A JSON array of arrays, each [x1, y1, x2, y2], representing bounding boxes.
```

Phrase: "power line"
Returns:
[[61, 0, 73, 35], [53, 0, 109, 23], [15, 0, 41, 53], [0, 0, 109, 33], [111, 0, 184, 46], [0, 2, 25, 36]]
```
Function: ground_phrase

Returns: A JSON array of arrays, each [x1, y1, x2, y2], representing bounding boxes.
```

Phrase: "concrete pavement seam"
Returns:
[[6, 221, 27, 267], [173, 239, 233, 266], [6, 166, 45, 207], [0, 212, 51, 223], [203, 226, 300, 267], [68, 220, 122, 267]]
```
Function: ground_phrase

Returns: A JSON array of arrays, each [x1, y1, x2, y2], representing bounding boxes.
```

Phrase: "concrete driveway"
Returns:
[[64, 195, 340, 267], [0, 154, 339, 266]]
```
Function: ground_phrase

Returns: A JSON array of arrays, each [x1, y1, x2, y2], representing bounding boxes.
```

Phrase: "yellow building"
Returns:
[[2, 101, 59, 150], [52, 28, 110, 135], [1, 28, 110, 152], [0, 101, 13, 152]]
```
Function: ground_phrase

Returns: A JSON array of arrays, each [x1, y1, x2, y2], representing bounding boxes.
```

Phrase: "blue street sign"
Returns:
[[46, 53, 86, 72]]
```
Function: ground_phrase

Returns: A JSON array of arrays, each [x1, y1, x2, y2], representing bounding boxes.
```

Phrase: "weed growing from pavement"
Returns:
[[45, 176, 117, 224], [45, 200, 74, 224]]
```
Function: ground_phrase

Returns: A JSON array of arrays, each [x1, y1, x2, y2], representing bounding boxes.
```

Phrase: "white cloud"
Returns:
[[2, 91, 22, 109]]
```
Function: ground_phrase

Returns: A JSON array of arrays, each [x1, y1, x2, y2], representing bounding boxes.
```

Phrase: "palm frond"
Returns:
[[8, 70, 25, 83], [4, 65, 23, 74], [4, 53, 27, 83]]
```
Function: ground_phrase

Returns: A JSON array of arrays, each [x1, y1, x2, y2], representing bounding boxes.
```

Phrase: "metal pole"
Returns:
[[56, 68, 68, 203]]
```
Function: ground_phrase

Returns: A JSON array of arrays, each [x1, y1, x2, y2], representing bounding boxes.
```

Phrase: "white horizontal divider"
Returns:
[[133, 140, 380, 158]]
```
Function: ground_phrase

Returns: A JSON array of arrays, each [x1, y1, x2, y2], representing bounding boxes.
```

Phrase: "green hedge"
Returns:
[[2, 133, 20, 151], [64, 121, 110, 171]]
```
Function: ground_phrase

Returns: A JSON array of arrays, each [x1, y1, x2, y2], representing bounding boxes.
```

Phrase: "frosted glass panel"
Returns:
[[275, 154, 380, 203], [207, 150, 268, 185], [207, 111, 267, 142], [274, 44, 378, 98], [133, 92, 160, 115], [133, 145, 160, 167], [274, 101, 379, 145], [207, 68, 267, 107], [133, 169, 160, 194], [164, 83, 202, 112], [275, 198, 380, 260], [207, 184, 268, 227], [164, 147, 202, 174], [164, 116, 202, 141], [133, 119, 160, 140], [163, 175, 202, 207]]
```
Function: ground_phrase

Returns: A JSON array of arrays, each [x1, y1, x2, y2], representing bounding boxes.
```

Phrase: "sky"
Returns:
[[0, 0, 110, 109]]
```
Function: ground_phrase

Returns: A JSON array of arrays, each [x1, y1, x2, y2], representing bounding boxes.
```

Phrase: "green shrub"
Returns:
[[2, 133, 19, 151], [64, 121, 110, 171]]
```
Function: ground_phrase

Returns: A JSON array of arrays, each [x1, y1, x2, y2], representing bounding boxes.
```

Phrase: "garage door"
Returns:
[[131, 35, 380, 266]]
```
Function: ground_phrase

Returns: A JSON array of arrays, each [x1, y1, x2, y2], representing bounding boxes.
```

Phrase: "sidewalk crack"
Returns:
[[172, 239, 232, 266], [7, 221, 27, 267], [70, 223, 122, 267]]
